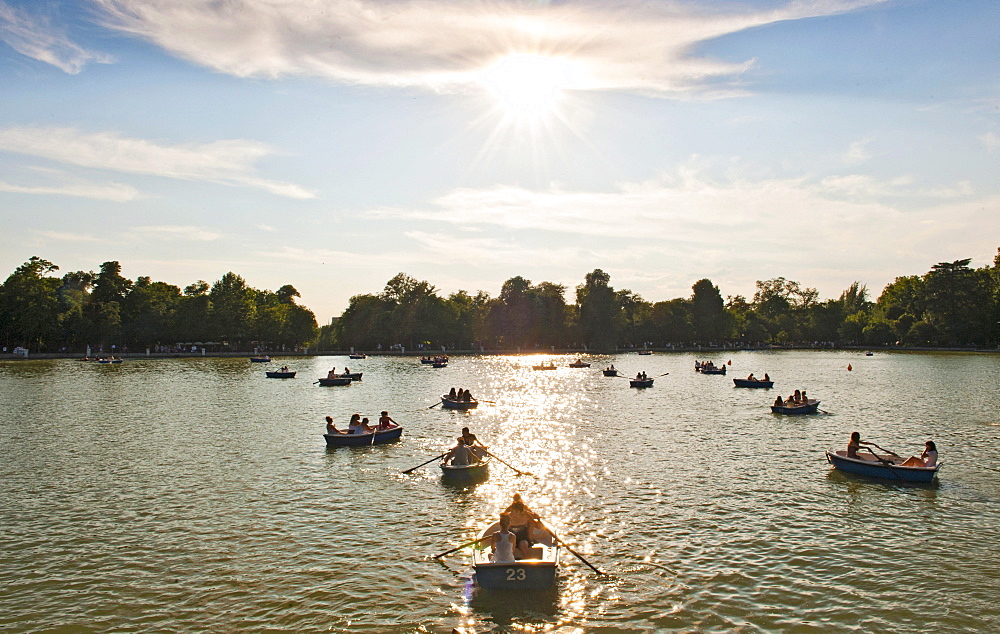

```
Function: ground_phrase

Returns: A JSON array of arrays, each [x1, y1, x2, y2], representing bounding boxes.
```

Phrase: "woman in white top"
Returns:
[[901, 440, 938, 467], [491, 513, 517, 563]]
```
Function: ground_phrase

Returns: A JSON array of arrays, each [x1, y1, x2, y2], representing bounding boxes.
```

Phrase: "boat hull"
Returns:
[[733, 379, 773, 388], [441, 395, 478, 409], [317, 377, 352, 386], [602, 370, 619, 377], [323, 426, 402, 447], [249, 357, 270, 363], [826, 450, 940, 483], [630, 379, 654, 388], [265, 371, 296, 378], [440, 458, 489, 481], [568, 363, 591, 368], [700, 368, 726, 375], [472, 522, 559, 590], [771, 401, 819, 414]]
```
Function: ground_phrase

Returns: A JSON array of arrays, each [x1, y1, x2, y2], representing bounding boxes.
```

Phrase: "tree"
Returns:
[[690, 279, 726, 342], [0, 257, 62, 350], [576, 269, 617, 350], [209, 273, 257, 346]]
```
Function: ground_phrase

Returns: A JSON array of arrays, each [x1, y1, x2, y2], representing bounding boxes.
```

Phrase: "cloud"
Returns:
[[843, 139, 871, 165], [0, 0, 113, 73], [92, 0, 885, 97], [38, 230, 100, 242], [981, 131, 1000, 153], [0, 177, 140, 201], [0, 126, 315, 199], [130, 225, 222, 241]]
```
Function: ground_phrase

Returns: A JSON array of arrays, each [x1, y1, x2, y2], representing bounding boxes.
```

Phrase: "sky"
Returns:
[[1, 0, 998, 324]]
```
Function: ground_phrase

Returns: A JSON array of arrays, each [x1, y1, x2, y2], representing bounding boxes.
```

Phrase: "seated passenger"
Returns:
[[443, 437, 476, 466], [901, 440, 938, 467], [847, 431, 875, 459], [490, 513, 517, 563], [346, 413, 365, 434], [325, 416, 344, 434], [448, 387, 457, 400], [377, 411, 398, 430]]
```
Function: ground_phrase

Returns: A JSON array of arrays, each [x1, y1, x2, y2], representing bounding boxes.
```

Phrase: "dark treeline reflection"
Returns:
[[3, 250, 998, 353], [0, 258, 318, 353]]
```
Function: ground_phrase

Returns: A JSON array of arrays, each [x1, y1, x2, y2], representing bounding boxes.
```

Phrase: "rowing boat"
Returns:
[[532, 364, 557, 370], [471, 521, 559, 589], [630, 378, 654, 388], [440, 455, 490, 481], [323, 426, 403, 447], [349, 353, 367, 359], [440, 395, 478, 410], [317, 376, 352, 386], [733, 378, 773, 388], [826, 450, 941, 483], [602, 369, 619, 377], [770, 400, 819, 414], [568, 360, 591, 368], [700, 366, 726, 375], [265, 370, 296, 378], [249, 356, 270, 363]]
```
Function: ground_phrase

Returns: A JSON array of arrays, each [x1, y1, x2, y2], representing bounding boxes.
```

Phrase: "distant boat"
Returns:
[[568, 359, 591, 368], [700, 366, 726, 375], [441, 394, 478, 410], [532, 362, 557, 370], [637, 350, 652, 355], [865, 351, 874, 356], [771, 400, 820, 415], [317, 376, 352, 386], [630, 378, 654, 388], [733, 378, 773, 388], [826, 450, 940, 483], [349, 353, 367, 359], [249, 356, 270, 363], [265, 370, 296, 379], [432, 361, 448, 368], [602, 368, 620, 377], [323, 426, 403, 447]]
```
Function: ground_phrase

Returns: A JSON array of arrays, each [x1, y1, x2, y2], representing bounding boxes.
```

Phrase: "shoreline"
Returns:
[[2, 345, 998, 361]]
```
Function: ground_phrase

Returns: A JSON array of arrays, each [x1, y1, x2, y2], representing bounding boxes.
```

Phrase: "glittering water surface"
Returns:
[[1, 352, 999, 632]]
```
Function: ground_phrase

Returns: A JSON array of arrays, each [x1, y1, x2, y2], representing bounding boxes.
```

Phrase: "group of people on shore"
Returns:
[[847, 431, 938, 467], [443, 427, 488, 465], [774, 389, 810, 407], [446, 387, 475, 402], [487, 494, 552, 563], [325, 411, 398, 435]]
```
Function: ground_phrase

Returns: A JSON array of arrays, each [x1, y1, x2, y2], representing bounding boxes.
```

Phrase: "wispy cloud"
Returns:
[[0, 126, 315, 199], [38, 230, 100, 242], [0, 0, 112, 73], [981, 131, 1000, 153], [843, 139, 872, 165], [93, 0, 885, 97], [130, 225, 222, 241], [0, 177, 140, 201]]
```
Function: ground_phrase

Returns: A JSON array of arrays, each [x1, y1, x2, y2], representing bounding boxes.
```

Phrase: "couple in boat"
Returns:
[[442, 427, 487, 466], [848, 432, 938, 467], [325, 412, 398, 435], [487, 494, 550, 563]]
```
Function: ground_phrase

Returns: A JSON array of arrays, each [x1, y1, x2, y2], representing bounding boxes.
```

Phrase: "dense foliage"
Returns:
[[0, 258, 318, 352], [318, 250, 1000, 352], [4, 250, 998, 353]]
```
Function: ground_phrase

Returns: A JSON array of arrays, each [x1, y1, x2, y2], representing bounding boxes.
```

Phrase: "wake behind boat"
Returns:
[[826, 450, 941, 483]]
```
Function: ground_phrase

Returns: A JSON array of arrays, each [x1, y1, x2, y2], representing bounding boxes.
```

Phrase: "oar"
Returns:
[[428, 400, 442, 409], [402, 452, 447, 474], [655, 372, 670, 377], [483, 449, 533, 477], [864, 447, 904, 481], [433, 535, 488, 559], [546, 529, 603, 575], [870, 443, 901, 458]]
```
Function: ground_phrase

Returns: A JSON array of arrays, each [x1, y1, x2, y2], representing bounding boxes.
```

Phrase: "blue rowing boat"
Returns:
[[826, 450, 941, 483], [771, 400, 819, 414], [323, 426, 403, 447], [265, 370, 296, 378], [472, 520, 559, 589], [733, 378, 773, 388]]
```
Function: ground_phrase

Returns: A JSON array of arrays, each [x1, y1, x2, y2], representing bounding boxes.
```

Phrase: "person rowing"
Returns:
[[443, 437, 478, 466], [461, 427, 487, 458], [377, 411, 398, 430]]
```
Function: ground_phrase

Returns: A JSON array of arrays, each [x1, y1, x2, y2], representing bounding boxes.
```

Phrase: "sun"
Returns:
[[478, 54, 574, 121]]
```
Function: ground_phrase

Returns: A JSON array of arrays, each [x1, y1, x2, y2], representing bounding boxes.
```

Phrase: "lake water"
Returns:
[[1, 351, 999, 632]]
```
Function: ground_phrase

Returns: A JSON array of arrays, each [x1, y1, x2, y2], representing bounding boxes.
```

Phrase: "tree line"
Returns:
[[3, 250, 998, 353], [0, 258, 318, 353], [318, 249, 1000, 352]]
